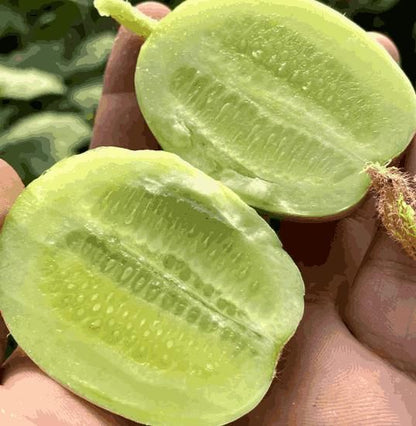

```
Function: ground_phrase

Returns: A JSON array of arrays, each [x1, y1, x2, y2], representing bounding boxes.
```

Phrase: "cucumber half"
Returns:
[[131, 0, 416, 219], [0, 147, 304, 425]]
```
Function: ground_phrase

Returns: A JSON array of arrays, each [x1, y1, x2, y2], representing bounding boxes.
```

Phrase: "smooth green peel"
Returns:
[[0, 147, 304, 425]]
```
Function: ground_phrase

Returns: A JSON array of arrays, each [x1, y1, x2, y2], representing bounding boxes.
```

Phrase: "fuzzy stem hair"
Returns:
[[366, 163, 416, 260]]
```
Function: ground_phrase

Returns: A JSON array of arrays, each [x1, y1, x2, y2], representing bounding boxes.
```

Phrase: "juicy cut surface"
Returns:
[[136, 0, 416, 218], [0, 148, 304, 425]]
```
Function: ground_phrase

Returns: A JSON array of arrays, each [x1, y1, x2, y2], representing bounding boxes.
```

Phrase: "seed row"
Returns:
[[63, 229, 264, 356]]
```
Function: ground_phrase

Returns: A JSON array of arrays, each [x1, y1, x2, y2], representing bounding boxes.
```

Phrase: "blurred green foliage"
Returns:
[[322, 0, 400, 14], [0, 0, 117, 184], [0, 0, 415, 185]]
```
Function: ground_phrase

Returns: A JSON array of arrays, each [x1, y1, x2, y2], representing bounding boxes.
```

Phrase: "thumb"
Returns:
[[0, 160, 24, 363], [344, 136, 416, 377], [0, 160, 24, 229], [91, 2, 170, 150]]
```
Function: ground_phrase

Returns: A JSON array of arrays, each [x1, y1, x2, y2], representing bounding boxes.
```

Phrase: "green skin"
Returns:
[[96, 0, 416, 220], [0, 148, 304, 425]]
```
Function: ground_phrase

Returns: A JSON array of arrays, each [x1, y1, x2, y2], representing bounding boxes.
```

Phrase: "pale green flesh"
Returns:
[[0, 148, 304, 426], [136, 0, 416, 218]]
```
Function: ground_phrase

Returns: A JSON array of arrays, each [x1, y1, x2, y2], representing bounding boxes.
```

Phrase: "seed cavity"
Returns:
[[45, 192, 270, 371], [61, 229, 264, 352]]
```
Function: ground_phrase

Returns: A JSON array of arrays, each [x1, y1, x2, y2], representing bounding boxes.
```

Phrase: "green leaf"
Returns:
[[15, 0, 66, 14], [5, 334, 17, 362], [25, 2, 91, 41], [0, 112, 91, 184], [16, 0, 93, 11], [319, 0, 399, 15], [30, 11, 82, 42], [169, 0, 185, 9], [69, 79, 103, 111], [0, 64, 66, 100], [66, 32, 114, 75], [0, 5, 28, 36], [0, 105, 18, 131], [355, 0, 399, 13], [68, 0, 93, 6], [0, 41, 67, 76]]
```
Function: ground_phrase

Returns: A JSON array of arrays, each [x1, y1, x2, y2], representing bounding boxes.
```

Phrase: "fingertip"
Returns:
[[0, 161, 23, 364], [90, 92, 161, 150], [101, 1, 170, 95], [137, 1, 171, 20], [368, 31, 401, 64], [91, 2, 171, 149], [0, 160, 24, 229]]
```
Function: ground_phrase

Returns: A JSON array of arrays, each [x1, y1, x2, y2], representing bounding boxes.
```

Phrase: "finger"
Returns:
[[233, 301, 416, 425], [0, 160, 24, 229], [344, 136, 416, 376], [279, 195, 379, 307], [0, 160, 24, 362], [0, 349, 135, 425], [368, 32, 401, 64], [90, 2, 170, 150]]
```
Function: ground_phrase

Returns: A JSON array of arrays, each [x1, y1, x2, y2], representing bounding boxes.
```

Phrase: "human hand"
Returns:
[[1, 2, 414, 424], [234, 141, 416, 424]]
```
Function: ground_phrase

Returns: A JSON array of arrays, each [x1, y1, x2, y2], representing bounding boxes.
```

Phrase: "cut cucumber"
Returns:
[[0, 147, 304, 426], [131, 0, 416, 219]]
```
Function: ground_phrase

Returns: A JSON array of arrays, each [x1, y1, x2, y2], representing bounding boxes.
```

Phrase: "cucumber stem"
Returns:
[[365, 163, 416, 260], [94, 0, 157, 38]]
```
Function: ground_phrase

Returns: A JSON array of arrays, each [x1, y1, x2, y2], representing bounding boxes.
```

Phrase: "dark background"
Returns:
[[0, 0, 415, 186]]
